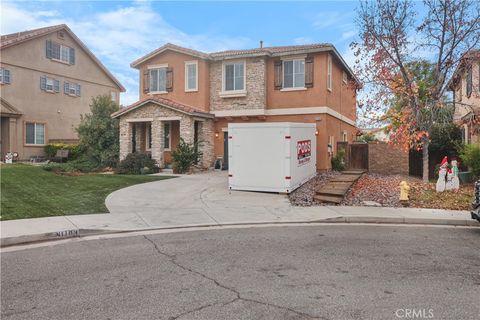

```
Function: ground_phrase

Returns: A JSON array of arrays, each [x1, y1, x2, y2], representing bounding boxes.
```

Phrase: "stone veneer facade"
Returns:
[[209, 58, 266, 111], [119, 103, 214, 168]]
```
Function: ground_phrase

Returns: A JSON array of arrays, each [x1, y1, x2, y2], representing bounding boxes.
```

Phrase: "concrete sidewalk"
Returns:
[[1, 205, 476, 247]]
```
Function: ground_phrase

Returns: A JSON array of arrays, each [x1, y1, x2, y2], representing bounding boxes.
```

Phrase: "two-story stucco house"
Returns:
[[0, 24, 125, 160], [448, 50, 480, 144], [112, 43, 359, 171]]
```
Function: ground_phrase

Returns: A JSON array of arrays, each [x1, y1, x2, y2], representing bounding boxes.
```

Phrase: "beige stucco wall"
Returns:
[[0, 30, 122, 160]]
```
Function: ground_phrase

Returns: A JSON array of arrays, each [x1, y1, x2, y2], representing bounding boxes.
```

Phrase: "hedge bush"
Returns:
[[44, 143, 80, 159], [116, 153, 159, 175], [171, 138, 202, 174], [459, 144, 480, 178], [43, 158, 99, 173], [331, 150, 346, 171]]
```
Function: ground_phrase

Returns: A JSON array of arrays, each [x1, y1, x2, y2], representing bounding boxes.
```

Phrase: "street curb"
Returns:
[[1, 216, 478, 248]]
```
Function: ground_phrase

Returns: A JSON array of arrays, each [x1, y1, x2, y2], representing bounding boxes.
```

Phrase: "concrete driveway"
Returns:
[[105, 171, 295, 225]]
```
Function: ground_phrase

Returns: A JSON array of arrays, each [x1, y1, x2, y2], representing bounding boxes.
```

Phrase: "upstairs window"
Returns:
[[46, 40, 75, 65], [466, 65, 472, 98], [40, 76, 60, 93], [111, 91, 117, 102], [185, 61, 198, 91], [149, 67, 167, 92], [327, 54, 332, 91], [283, 59, 305, 89], [25, 122, 45, 145], [223, 62, 245, 91], [0, 68, 11, 84], [64, 82, 81, 96]]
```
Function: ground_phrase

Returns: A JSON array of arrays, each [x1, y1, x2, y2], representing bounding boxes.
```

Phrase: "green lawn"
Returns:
[[1, 164, 172, 220]]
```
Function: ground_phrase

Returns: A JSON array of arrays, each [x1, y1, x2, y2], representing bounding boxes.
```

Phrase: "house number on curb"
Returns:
[[54, 230, 79, 238]]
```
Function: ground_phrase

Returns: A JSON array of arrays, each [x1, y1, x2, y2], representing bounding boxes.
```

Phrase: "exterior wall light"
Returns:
[[315, 130, 319, 136], [215, 132, 219, 138]]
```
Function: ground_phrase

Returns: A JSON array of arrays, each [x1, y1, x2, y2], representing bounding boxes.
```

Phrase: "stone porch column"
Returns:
[[179, 117, 195, 144], [119, 119, 133, 160], [198, 119, 215, 168], [151, 119, 164, 167]]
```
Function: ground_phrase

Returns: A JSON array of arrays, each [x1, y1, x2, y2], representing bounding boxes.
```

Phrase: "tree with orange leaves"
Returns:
[[352, 0, 480, 182]]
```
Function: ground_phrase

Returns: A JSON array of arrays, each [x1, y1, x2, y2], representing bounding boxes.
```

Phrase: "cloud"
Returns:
[[1, 2, 253, 105]]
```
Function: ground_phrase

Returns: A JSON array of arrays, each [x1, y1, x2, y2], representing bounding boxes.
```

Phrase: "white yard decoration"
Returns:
[[436, 156, 448, 193], [445, 169, 454, 191], [451, 160, 460, 191]]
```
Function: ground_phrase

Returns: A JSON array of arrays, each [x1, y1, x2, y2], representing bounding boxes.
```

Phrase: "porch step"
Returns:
[[330, 174, 362, 183], [342, 170, 366, 175], [313, 194, 343, 204]]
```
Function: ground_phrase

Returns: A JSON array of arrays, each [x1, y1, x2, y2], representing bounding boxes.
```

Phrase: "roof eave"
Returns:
[[131, 46, 209, 69]]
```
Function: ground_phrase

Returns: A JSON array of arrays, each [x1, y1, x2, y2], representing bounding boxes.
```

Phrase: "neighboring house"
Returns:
[[112, 42, 359, 171], [448, 49, 480, 144], [360, 127, 390, 142], [0, 24, 125, 160]]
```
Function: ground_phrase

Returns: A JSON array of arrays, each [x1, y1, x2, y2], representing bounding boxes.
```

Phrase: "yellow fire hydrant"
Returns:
[[399, 181, 410, 207]]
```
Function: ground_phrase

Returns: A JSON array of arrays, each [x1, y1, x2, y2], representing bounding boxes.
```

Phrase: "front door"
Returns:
[[223, 131, 229, 170]]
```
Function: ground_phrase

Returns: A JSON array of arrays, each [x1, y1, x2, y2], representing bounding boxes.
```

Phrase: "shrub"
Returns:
[[171, 138, 203, 174], [42, 158, 99, 173], [459, 144, 480, 178], [331, 150, 346, 171], [44, 143, 80, 159], [76, 95, 120, 168], [116, 153, 158, 175]]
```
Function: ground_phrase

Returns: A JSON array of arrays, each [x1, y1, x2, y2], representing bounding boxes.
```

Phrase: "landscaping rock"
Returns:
[[289, 171, 341, 206]]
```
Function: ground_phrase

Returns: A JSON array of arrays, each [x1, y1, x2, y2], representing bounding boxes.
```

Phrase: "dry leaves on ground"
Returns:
[[289, 171, 341, 206]]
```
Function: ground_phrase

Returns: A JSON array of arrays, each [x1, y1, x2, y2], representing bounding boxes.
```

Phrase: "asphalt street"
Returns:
[[1, 225, 479, 320]]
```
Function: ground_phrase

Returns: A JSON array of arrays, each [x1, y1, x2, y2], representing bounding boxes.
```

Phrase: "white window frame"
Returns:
[[185, 60, 198, 92], [163, 122, 171, 151], [327, 54, 332, 92], [68, 84, 77, 96], [221, 60, 246, 96], [0, 68, 11, 84], [342, 71, 348, 84], [60, 45, 70, 63], [46, 78, 54, 92], [25, 122, 46, 146], [281, 57, 306, 91], [148, 64, 168, 94], [342, 131, 348, 142], [111, 91, 117, 102]]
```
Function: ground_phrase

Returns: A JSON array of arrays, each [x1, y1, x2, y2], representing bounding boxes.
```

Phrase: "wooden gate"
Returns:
[[348, 143, 368, 170]]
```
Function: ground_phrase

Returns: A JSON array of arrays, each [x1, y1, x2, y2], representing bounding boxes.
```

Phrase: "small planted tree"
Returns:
[[76, 95, 120, 168], [171, 138, 203, 174]]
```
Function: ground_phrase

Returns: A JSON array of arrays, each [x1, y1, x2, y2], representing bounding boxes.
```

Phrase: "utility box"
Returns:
[[228, 122, 317, 193]]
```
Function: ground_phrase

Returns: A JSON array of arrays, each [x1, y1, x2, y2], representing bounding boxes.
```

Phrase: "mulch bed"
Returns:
[[289, 171, 341, 206]]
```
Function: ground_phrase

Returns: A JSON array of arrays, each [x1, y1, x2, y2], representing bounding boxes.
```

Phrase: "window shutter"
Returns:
[[46, 40, 53, 59], [69, 48, 75, 65], [143, 69, 150, 93], [305, 56, 314, 88], [54, 79, 60, 93], [166, 67, 173, 92], [467, 65, 472, 98], [64, 82, 69, 94], [4, 69, 10, 84], [52, 42, 61, 60], [40, 76, 47, 91], [76, 84, 81, 96], [274, 60, 282, 90]]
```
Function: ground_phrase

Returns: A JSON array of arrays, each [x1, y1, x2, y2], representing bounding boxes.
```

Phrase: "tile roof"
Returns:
[[1, 24, 125, 92], [209, 43, 332, 58], [111, 96, 214, 119], [1, 24, 66, 49]]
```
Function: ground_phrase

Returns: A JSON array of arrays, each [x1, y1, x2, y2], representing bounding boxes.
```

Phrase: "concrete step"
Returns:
[[313, 194, 343, 204]]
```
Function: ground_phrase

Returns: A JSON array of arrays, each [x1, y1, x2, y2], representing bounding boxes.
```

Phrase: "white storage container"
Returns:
[[228, 122, 317, 193]]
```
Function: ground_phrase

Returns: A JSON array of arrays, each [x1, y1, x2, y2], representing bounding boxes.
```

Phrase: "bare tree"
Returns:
[[352, 0, 480, 181]]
